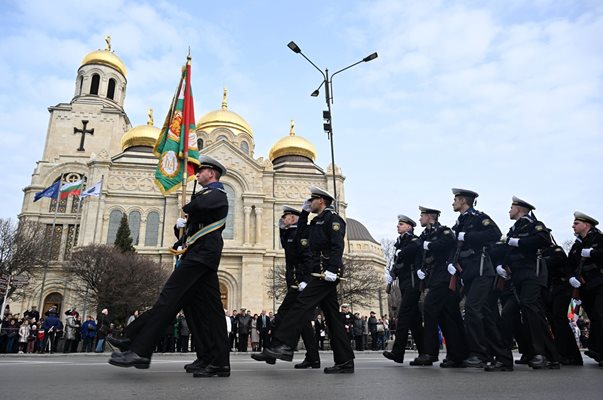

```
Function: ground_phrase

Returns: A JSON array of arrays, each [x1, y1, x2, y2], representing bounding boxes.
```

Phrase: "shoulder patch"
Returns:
[[482, 219, 492, 226], [202, 190, 212, 195], [443, 229, 452, 235], [300, 239, 308, 247], [332, 222, 341, 232], [411, 238, 419, 242], [535, 224, 544, 231]]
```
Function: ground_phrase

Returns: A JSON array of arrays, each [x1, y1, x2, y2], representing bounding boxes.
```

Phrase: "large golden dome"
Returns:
[[197, 89, 253, 137], [121, 109, 160, 150], [80, 36, 127, 76], [269, 120, 316, 161]]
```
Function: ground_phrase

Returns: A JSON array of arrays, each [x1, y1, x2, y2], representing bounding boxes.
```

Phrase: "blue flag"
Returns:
[[33, 178, 61, 202]]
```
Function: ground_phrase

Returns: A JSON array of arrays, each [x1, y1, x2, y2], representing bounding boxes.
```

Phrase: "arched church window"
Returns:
[[222, 184, 235, 240], [240, 140, 249, 154], [217, 135, 228, 142], [107, 209, 123, 244], [197, 138, 204, 150], [90, 74, 100, 95], [128, 211, 141, 245], [79, 76, 84, 96], [144, 211, 160, 247], [107, 78, 116, 100]]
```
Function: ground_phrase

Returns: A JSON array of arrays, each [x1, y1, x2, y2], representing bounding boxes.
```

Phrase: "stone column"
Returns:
[[244, 206, 252, 245], [254, 206, 263, 246]]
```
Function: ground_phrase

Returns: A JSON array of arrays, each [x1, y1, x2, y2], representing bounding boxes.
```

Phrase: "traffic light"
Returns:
[[323, 110, 331, 134]]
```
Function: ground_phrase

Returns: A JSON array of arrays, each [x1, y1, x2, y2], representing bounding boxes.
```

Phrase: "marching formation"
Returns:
[[384, 189, 602, 371], [106, 154, 601, 376]]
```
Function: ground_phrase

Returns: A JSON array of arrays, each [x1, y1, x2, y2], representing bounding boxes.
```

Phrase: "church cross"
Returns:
[[73, 120, 94, 151]]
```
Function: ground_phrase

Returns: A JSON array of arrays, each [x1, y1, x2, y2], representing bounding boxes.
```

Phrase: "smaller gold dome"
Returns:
[[120, 109, 160, 150], [196, 88, 253, 137], [269, 120, 317, 162], [81, 36, 127, 76]]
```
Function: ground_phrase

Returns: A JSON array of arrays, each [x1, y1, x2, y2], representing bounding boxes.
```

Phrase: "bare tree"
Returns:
[[0, 218, 47, 298], [338, 255, 382, 310], [562, 239, 574, 254], [380, 238, 396, 271], [264, 262, 288, 302], [67, 244, 170, 323]]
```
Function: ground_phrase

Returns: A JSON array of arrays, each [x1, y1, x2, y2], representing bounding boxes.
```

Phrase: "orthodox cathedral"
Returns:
[[15, 39, 385, 316]]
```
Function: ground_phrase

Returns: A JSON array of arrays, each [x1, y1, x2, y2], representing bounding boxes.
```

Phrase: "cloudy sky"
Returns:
[[1, 0, 601, 245]]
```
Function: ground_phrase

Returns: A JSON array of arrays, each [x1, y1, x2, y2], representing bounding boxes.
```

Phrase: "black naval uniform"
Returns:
[[568, 227, 603, 363], [544, 243, 583, 365], [413, 223, 468, 364], [497, 215, 559, 367], [270, 222, 320, 364], [126, 184, 230, 368], [387, 232, 423, 361], [451, 208, 506, 366], [271, 206, 354, 366]]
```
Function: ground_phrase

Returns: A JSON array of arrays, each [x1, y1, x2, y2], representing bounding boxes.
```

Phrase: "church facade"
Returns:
[[15, 41, 385, 318]]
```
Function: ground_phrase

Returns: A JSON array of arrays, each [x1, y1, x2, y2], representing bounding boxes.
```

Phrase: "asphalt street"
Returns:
[[0, 351, 600, 400]]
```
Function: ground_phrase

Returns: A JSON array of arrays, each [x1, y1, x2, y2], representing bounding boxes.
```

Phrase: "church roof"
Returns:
[[346, 218, 380, 244], [197, 89, 253, 137], [120, 109, 160, 151], [269, 120, 316, 162], [80, 37, 127, 76]]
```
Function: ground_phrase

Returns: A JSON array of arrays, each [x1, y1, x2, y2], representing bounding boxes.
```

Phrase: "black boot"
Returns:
[[251, 352, 276, 365], [382, 351, 404, 364], [409, 354, 438, 366], [193, 364, 231, 378], [294, 359, 321, 369], [324, 360, 354, 374], [184, 358, 208, 373], [484, 361, 514, 372], [108, 351, 150, 369], [107, 335, 131, 352], [462, 355, 485, 368], [263, 344, 294, 362]]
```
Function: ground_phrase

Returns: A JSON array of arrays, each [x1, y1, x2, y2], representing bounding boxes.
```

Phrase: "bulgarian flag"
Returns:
[[59, 179, 84, 199], [153, 55, 200, 195]]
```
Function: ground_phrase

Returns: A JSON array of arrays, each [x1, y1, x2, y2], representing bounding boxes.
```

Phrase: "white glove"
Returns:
[[496, 265, 509, 279], [302, 199, 312, 212], [176, 217, 187, 228], [423, 241, 431, 250], [417, 270, 426, 280], [507, 238, 519, 247], [324, 270, 338, 282], [395, 249, 401, 257], [457, 232, 465, 241], [298, 281, 307, 291], [569, 277, 581, 288], [385, 272, 394, 285], [574, 299, 582, 306], [581, 248, 592, 258], [447, 263, 457, 275]]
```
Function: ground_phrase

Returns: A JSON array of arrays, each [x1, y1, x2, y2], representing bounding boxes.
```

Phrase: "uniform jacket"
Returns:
[[493, 215, 550, 286], [180, 183, 229, 270], [298, 206, 346, 275], [390, 232, 420, 289], [451, 208, 501, 281], [568, 227, 603, 290], [542, 244, 572, 296], [416, 222, 456, 287], [280, 224, 312, 286]]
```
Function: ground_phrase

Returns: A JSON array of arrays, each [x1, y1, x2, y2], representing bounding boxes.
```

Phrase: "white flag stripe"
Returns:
[[60, 179, 84, 191]]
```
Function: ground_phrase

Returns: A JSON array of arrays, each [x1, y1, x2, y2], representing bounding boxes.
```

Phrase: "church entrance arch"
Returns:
[[219, 282, 228, 310], [43, 292, 63, 315]]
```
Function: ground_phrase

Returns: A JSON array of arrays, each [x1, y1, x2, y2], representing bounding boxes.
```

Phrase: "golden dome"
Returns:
[[269, 120, 317, 161], [80, 35, 127, 76], [196, 88, 253, 137], [121, 109, 160, 150]]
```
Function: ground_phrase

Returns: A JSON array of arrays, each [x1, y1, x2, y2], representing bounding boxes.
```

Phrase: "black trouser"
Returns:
[[546, 286, 582, 362], [391, 283, 423, 359], [581, 284, 603, 357], [499, 289, 531, 357], [273, 288, 319, 362], [483, 288, 513, 366], [273, 279, 353, 364], [422, 282, 467, 362], [354, 335, 363, 351], [124, 290, 210, 362], [128, 261, 229, 366], [259, 330, 270, 351], [238, 333, 249, 352], [501, 280, 558, 361]]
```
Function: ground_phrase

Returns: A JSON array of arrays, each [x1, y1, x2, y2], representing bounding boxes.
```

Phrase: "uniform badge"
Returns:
[[203, 190, 212, 195], [332, 222, 341, 232], [482, 219, 491, 226], [443, 229, 451, 235], [535, 224, 544, 231], [300, 239, 308, 247]]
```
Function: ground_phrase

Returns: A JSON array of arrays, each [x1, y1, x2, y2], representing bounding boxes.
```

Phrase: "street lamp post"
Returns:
[[287, 41, 378, 211]]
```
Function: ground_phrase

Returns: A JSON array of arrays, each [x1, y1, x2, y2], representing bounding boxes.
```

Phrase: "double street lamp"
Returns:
[[287, 41, 378, 211]]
